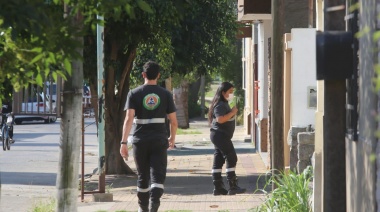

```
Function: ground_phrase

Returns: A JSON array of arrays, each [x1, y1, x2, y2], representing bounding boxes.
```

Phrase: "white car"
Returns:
[[15, 93, 57, 125], [14, 115, 57, 125]]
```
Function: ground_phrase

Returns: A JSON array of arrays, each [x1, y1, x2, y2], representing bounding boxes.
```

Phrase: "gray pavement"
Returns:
[[0, 118, 99, 212], [78, 118, 269, 212], [0, 117, 268, 212]]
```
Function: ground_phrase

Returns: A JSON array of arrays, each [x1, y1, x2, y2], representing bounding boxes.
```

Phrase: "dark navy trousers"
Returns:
[[133, 140, 167, 206], [210, 130, 237, 181]]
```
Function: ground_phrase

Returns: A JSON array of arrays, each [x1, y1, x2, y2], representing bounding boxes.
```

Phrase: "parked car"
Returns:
[[15, 93, 57, 125], [14, 115, 57, 125], [21, 93, 56, 113]]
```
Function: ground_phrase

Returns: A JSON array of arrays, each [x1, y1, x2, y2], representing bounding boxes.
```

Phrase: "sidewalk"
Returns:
[[78, 118, 268, 212]]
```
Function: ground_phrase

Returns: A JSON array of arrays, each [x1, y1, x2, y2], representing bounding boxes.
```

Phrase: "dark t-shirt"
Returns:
[[2, 103, 12, 114], [1, 103, 12, 125], [210, 101, 235, 139], [125, 84, 176, 144]]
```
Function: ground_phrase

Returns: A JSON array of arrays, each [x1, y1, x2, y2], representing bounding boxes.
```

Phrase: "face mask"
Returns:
[[227, 93, 234, 101]]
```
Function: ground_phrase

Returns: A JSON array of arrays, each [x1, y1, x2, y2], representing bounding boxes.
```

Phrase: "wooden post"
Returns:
[[271, 0, 285, 188], [321, 1, 346, 211]]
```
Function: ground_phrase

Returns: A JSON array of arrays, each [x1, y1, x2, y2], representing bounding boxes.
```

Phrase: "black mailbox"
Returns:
[[316, 31, 353, 80]]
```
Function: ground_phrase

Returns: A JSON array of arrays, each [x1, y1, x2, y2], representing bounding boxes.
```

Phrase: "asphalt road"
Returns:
[[0, 118, 99, 212]]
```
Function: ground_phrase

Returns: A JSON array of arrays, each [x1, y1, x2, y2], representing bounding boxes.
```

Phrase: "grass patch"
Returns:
[[205, 82, 220, 98], [176, 128, 201, 135], [30, 198, 56, 212], [251, 166, 313, 212], [165, 211, 192, 212]]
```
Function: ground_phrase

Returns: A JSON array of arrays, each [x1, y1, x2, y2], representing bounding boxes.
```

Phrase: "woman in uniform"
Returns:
[[208, 82, 246, 195]]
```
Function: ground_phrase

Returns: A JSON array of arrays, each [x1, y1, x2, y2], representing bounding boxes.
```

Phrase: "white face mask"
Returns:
[[227, 93, 234, 101]]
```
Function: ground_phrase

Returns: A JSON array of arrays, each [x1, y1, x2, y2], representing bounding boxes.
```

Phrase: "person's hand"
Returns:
[[231, 106, 238, 115], [120, 144, 129, 161], [168, 136, 175, 149]]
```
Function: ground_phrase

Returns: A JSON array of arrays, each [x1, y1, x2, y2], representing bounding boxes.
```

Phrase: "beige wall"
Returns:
[[313, 1, 324, 211], [283, 33, 291, 168]]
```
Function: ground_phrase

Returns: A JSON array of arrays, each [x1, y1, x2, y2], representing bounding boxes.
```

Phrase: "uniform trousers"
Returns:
[[210, 130, 238, 181], [133, 140, 168, 206]]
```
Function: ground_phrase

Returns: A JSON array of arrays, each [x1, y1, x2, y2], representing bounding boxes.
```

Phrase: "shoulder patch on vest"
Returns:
[[143, 93, 160, 110]]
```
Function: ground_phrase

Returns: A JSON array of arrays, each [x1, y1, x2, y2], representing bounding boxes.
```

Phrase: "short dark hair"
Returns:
[[143, 61, 160, 80]]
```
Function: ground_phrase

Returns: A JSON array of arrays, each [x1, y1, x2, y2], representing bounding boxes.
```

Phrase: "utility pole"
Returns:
[[271, 0, 285, 188], [96, 15, 106, 193], [56, 4, 84, 211]]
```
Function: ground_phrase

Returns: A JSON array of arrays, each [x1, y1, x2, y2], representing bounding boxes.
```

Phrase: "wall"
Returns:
[[313, 1, 324, 211], [257, 20, 271, 121], [288, 28, 316, 127], [243, 37, 253, 136], [284, 1, 312, 32]]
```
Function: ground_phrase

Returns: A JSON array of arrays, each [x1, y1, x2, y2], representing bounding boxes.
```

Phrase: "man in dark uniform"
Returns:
[[1, 99, 14, 143], [120, 61, 178, 212]]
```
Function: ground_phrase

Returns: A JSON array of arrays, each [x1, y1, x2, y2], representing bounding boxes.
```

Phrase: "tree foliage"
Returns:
[[95, 0, 186, 174], [171, 0, 238, 76], [0, 0, 81, 98], [0, 0, 156, 100], [0, 0, 240, 175]]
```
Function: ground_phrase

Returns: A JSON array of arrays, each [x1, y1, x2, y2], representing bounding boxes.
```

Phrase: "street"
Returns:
[[0, 118, 99, 212]]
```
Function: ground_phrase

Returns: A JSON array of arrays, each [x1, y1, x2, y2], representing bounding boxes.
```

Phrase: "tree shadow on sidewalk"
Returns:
[[167, 147, 256, 156]]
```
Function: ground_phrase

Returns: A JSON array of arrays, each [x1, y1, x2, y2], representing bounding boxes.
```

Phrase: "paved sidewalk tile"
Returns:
[[78, 121, 269, 212]]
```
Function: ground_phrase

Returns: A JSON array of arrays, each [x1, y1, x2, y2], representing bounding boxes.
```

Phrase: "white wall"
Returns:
[[243, 37, 253, 132], [289, 28, 316, 127], [257, 20, 272, 121]]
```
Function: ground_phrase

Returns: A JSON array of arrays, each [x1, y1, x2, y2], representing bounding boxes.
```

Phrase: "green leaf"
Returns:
[[137, 0, 153, 13], [373, 31, 380, 42], [63, 58, 72, 75], [31, 47, 43, 53], [349, 2, 360, 12], [29, 54, 44, 64], [52, 72, 58, 82], [36, 74, 43, 86], [355, 26, 370, 38], [48, 52, 56, 64]]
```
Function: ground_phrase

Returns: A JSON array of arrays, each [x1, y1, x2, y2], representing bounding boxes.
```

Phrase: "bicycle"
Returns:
[[0, 113, 13, 151]]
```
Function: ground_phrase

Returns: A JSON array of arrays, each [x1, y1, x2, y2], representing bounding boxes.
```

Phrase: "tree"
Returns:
[[100, 1, 184, 174], [93, 0, 238, 173], [171, 0, 238, 75], [219, 40, 244, 117], [0, 1, 90, 210], [0, 1, 85, 210], [0, 0, 81, 99], [170, 0, 239, 123]]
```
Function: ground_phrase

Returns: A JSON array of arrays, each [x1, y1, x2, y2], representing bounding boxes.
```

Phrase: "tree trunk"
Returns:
[[104, 41, 136, 174], [56, 7, 83, 211], [188, 77, 201, 104], [173, 80, 189, 128], [200, 75, 206, 118]]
